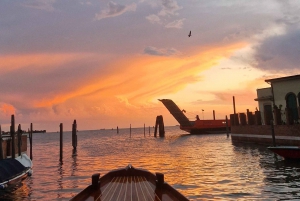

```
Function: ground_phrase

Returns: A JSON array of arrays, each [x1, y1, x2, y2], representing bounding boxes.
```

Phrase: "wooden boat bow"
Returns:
[[70, 165, 189, 201]]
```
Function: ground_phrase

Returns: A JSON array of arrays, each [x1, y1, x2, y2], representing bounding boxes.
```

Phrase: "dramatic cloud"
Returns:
[[250, 1, 300, 73], [143, 46, 180, 56], [2, 0, 300, 131], [254, 28, 300, 73], [95, 1, 137, 20]]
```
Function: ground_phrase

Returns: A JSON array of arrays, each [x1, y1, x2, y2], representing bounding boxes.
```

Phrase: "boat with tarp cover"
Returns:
[[0, 154, 33, 189], [159, 99, 230, 134], [70, 165, 189, 201]]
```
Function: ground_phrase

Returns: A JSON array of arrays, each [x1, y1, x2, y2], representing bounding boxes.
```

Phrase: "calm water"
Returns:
[[1, 126, 300, 200]]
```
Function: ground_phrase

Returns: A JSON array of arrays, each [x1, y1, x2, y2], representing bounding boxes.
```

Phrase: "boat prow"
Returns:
[[268, 146, 300, 160], [70, 164, 189, 201]]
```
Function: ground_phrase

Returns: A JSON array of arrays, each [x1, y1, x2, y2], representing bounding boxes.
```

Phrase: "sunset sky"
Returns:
[[1, 0, 300, 132]]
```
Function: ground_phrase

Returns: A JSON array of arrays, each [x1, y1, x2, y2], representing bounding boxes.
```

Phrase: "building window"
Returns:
[[285, 92, 298, 121], [263, 104, 272, 125]]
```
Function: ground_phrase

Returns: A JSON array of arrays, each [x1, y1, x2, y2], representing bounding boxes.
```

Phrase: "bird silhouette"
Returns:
[[188, 30, 191, 37]]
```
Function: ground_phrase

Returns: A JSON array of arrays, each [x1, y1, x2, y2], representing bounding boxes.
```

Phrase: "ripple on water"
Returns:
[[1, 127, 300, 200]]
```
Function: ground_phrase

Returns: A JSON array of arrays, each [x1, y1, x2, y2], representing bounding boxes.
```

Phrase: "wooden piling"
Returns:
[[10, 115, 15, 159], [144, 124, 145, 137], [254, 111, 262, 125], [0, 125, 3, 160], [233, 96, 236, 125], [239, 113, 247, 125], [72, 120, 77, 150], [30, 123, 33, 160], [17, 124, 22, 156], [154, 117, 158, 137], [158, 116, 165, 137], [117, 126, 119, 134], [270, 120, 276, 146], [154, 115, 165, 137], [130, 124, 131, 137], [225, 115, 229, 137], [60, 123, 63, 162], [213, 110, 215, 120], [149, 126, 150, 136]]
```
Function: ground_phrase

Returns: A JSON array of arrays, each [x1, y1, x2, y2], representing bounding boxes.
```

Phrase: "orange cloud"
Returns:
[[32, 42, 248, 109], [0, 42, 250, 131], [0, 103, 16, 116]]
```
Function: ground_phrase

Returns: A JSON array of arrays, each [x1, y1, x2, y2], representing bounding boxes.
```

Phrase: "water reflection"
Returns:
[[2, 127, 300, 200], [0, 178, 32, 200], [57, 162, 64, 199], [71, 149, 79, 190], [232, 140, 300, 199]]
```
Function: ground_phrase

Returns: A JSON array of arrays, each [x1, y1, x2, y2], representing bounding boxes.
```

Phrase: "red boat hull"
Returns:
[[180, 119, 230, 134], [268, 146, 300, 159]]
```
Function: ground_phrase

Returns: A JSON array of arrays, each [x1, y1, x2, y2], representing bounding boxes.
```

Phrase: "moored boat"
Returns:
[[70, 165, 189, 201], [0, 153, 33, 189], [268, 146, 300, 160], [159, 99, 230, 134]]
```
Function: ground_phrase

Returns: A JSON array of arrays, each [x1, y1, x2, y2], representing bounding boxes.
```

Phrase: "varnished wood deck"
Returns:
[[70, 165, 189, 201], [100, 176, 159, 201]]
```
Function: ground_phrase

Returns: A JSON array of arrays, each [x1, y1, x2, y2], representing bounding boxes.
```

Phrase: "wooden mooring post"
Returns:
[[10, 115, 15, 159], [144, 124, 145, 137], [29, 123, 33, 160], [17, 124, 22, 156], [72, 120, 77, 151], [60, 123, 63, 162], [154, 115, 165, 137], [130, 124, 131, 137], [225, 115, 229, 137], [213, 110, 215, 120], [117, 126, 119, 134], [0, 125, 3, 160], [233, 96, 236, 126]]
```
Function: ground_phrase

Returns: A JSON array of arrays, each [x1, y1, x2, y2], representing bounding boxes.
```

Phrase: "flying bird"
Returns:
[[188, 30, 191, 37]]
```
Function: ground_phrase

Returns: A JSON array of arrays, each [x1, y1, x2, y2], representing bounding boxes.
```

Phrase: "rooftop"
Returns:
[[265, 74, 300, 83]]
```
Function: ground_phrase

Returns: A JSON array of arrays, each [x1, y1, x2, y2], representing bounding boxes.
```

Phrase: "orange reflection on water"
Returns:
[[9, 128, 292, 200]]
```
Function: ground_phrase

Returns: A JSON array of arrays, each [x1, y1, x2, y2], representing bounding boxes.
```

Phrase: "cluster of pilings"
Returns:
[[231, 95, 299, 126], [59, 120, 78, 162], [0, 115, 78, 162], [154, 115, 165, 137], [230, 110, 262, 126], [0, 115, 33, 160]]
